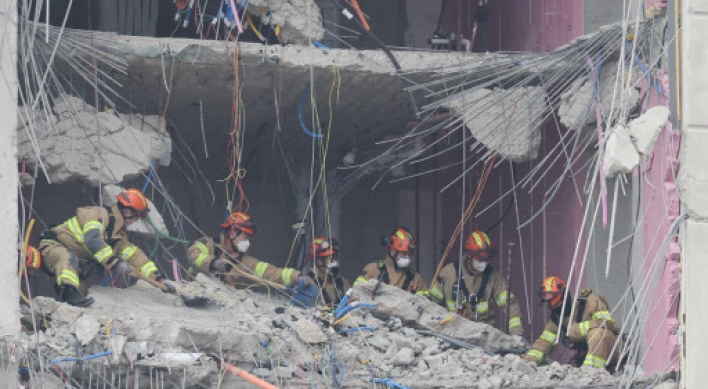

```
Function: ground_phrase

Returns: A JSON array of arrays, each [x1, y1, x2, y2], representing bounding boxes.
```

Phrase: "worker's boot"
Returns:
[[61, 285, 94, 307]]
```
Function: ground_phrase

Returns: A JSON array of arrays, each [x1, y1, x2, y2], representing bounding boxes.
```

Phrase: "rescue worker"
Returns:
[[522, 276, 621, 370], [306, 237, 351, 307], [38, 189, 171, 308], [187, 211, 317, 306], [354, 227, 428, 296], [429, 230, 524, 337]]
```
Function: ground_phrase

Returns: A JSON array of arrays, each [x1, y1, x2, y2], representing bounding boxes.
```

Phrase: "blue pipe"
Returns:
[[335, 303, 376, 320], [339, 326, 373, 334], [334, 293, 350, 318], [374, 378, 409, 389], [142, 161, 156, 193], [298, 83, 324, 138], [312, 40, 330, 50], [50, 351, 113, 365], [624, 41, 664, 95]]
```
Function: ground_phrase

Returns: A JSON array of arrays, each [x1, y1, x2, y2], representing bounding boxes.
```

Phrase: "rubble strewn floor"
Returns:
[[18, 276, 676, 388]]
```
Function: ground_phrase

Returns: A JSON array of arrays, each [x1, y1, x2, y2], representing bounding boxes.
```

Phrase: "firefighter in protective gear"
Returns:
[[522, 276, 621, 370], [188, 211, 313, 291], [354, 227, 428, 296], [38, 189, 165, 307], [306, 237, 351, 307], [429, 230, 524, 336]]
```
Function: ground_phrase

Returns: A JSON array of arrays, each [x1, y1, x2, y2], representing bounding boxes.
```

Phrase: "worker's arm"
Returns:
[[438, 265, 458, 312], [523, 321, 558, 365], [187, 238, 216, 274], [112, 228, 159, 279], [238, 255, 301, 287], [492, 276, 524, 336], [411, 273, 430, 297], [566, 295, 617, 342], [353, 263, 378, 286], [76, 207, 116, 266]]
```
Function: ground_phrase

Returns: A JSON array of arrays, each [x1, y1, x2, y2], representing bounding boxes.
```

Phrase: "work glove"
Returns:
[[157, 278, 176, 294], [209, 259, 228, 273], [110, 262, 131, 277], [287, 276, 318, 308]]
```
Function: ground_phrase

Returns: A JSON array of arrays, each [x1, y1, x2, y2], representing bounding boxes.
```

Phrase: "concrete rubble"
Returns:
[[16, 275, 677, 388], [16, 94, 171, 185], [442, 87, 546, 162], [246, 0, 324, 45]]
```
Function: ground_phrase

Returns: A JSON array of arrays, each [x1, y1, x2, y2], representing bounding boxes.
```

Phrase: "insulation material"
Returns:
[[442, 87, 546, 162], [16, 94, 171, 186]]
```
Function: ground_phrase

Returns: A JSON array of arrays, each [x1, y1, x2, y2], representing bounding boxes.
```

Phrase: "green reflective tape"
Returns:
[[354, 277, 368, 286], [496, 291, 509, 307], [509, 317, 522, 329], [540, 330, 557, 343], [58, 270, 80, 286], [526, 349, 544, 362], [195, 253, 209, 269], [254, 262, 269, 278], [282, 268, 295, 286], [430, 285, 444, 300], [94, 246, 114, 263], [141, 262, 158, 276], [446, 300, 457, 311], [83, 220, 103, 233], [120, 245, 138, 261], [476, 301, 489, 313]]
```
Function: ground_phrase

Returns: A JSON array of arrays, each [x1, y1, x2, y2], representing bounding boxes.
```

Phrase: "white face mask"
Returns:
[[126, 221, 141, 232], [472, 260, 488, 272], [396, 256, 411, 269], [236, 239, 250, 253]]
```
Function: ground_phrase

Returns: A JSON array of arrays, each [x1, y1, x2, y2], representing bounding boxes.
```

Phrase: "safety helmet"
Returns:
[[539, 276, 567, 309], [23, 246, 41, 276], [385, 227, 416, 254], [309, 237, 340, 260], [116, 189, 150, 218], [464, 230, 493, 257], [221, 212, 257, 236]]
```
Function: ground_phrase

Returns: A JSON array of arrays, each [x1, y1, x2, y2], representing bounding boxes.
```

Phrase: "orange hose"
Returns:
[[350, 0, 370, 30], [218, 360, 279, 389]]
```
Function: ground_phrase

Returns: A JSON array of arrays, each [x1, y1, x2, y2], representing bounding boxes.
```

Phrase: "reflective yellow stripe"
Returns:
[[141, 262, 158, 277], [540, 330, 557, 343], [282, 268, 295, 286], [66, 217, 85, 246], [57, 270, 80, 286], [509, 316, 522, 329], [194, 253, 209, 269], [83, 220, 103, 233], [583, 354, 607, 368], [592, 310, 615, 323], [446, 300, 457, 311], [476, 301, 489, 313], [254, 262, 269, 278], [120, 245, 138, 261], [354, 277, 368, 286], [94, 246, 114, 263], [430, 285, 444, 300], [579, 321, 590, 337], [526, 349, 544, 362], [496, 291, 510, 307], [195, 242, 209, 254], [415, 290, 430, 296], [188, 266, 197, 275]]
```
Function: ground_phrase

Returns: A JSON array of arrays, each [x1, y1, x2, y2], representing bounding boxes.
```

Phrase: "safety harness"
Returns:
[[377, 260, 415, 292], [452, 260, 493, 310]]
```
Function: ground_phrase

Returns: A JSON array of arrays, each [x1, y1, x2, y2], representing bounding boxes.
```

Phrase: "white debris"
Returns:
[[441, 87, 546, 162], [628, 106, 670, 158], [74, 314, 101, 345], [17, 94, 171, 185], [604, 125, 640, 178]]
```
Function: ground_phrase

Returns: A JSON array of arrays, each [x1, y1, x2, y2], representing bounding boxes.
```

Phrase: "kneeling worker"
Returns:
[[354, 227, 428, 296], [306, 237, 351, 307], [187, 211, 317, 305], [430, 230, 524, 337], [523, 276, 621, 370]]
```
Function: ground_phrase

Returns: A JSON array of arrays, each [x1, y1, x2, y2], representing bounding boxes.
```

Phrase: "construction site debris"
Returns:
[[604, 124, 640, 178]]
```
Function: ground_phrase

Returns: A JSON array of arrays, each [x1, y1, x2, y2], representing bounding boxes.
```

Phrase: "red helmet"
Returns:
[[540, 276, 567, 309], [387, 227, 416, 254], [117, 189, 150, 218], [465, 230, 493, 257], [221, 212, 257, 236], [309, 237, 340, 260], [22, 246, 41, 276]]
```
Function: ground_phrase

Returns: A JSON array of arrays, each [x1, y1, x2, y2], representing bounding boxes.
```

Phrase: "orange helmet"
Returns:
[[309, 237, 340, 260], [22, 246, 41, 276], [221, 212, 257, 236], [116, 189, 150, 218], [465, 230, 493, 257], [385, 227, 416, 254], [540, 276, 567, 309]]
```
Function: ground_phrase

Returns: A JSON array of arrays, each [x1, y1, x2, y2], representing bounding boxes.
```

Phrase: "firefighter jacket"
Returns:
[[187, 236, 301, 287], [430, 260, 524, 336], [354, 256, 429, 297], [308, 266, 351, 307], [524, 293, 619, 368], [51, 205, 159, 278]]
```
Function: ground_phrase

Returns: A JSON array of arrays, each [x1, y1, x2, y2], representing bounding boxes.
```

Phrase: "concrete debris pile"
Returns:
[[246, 0, 324, 45], [16, 94, 171, 185], [442, 87, 546, 162], [18, 276, 674, 388]]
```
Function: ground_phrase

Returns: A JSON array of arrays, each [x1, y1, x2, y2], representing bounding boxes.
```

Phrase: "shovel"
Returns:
[[126, 265, 209, 307]]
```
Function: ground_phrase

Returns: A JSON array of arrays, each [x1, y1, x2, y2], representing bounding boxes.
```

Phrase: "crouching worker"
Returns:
[[38, 189, 172, 308], [306, 237, 351, 307], [187, 211, 317, 307], [523, 276, 621, 370]]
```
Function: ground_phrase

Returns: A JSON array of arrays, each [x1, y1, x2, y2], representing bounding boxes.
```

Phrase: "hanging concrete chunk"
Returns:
[[442, 87, 546, 162], [628, 105, 670, 158], [604, 125, 640, 178]]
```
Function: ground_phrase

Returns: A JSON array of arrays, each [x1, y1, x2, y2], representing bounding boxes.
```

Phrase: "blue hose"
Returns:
[[335, 302, 376, 320], [50, 351, 113, 365], [312, 40, 330, 50], [334, 293, 350, 318], [298, 83, 324, 139], [624, 41, 664, 95], [339, 326, 373, 334], [375, 378, 409, 389], [142, 161, 156, 193]]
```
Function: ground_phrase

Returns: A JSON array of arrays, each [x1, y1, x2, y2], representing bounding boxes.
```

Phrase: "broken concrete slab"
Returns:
[[74, 314, 101, 345], [247, 0, 324, 45], [628, 105, 670, 158], [604, 125, 640, 178]]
